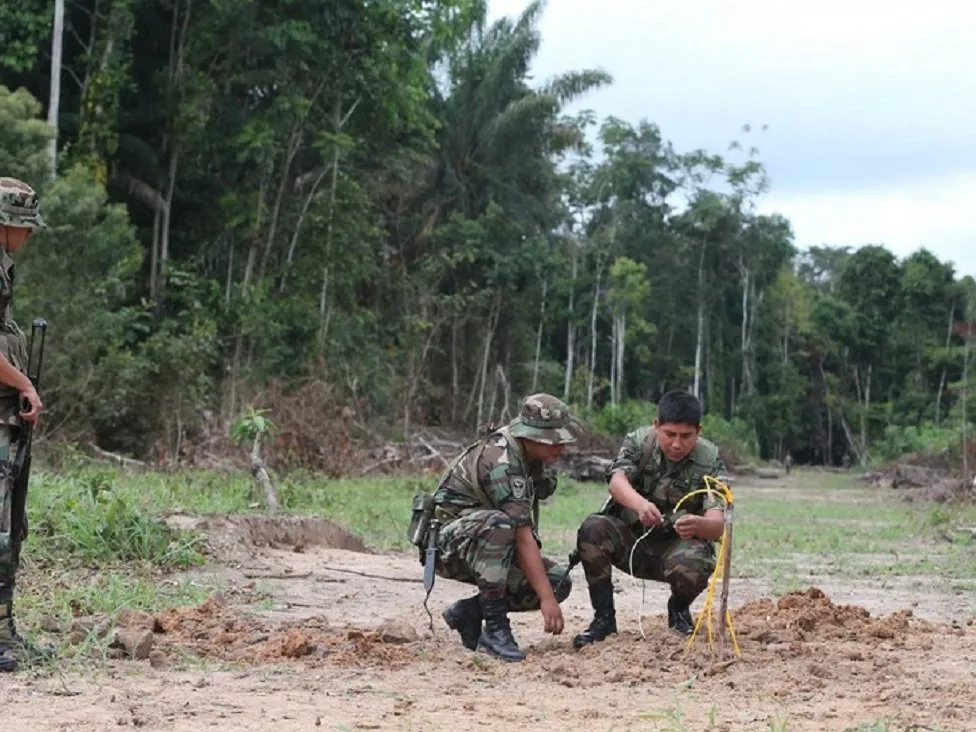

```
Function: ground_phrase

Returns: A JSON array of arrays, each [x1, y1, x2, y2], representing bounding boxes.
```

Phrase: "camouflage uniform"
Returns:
[[573, 425, 726, 647], [0, 178, 46, 672], [432, 394, 576, 661]]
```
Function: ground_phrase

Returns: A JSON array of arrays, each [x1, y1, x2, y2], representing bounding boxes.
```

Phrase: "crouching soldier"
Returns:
[[572, 389, 727, 649], [429, 394, 577, 662]]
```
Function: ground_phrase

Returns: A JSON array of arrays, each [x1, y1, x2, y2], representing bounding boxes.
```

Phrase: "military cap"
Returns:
[[0, 177, 45, 230], [508, 393, 577, 445]]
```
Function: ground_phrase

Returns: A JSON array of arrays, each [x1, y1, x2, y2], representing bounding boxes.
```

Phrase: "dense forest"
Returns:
[[1, 0, 974, 470]]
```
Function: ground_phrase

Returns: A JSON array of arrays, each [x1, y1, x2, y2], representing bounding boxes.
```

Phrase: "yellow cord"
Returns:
[[674, 476, 741, 657]]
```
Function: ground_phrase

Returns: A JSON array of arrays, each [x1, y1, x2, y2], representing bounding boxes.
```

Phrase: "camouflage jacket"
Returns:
[[0, 249, 26, 424], [605, 426, 726, 525], [432, 426, 557, 530]]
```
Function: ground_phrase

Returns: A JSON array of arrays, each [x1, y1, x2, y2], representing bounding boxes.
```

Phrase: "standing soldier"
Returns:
[[430, 394, 577, 662], [572, 389, 727, 649], [0, 177, 47, 672]]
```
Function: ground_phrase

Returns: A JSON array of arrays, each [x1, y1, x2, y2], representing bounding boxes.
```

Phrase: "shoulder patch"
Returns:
[[511, 476, 528, 500]]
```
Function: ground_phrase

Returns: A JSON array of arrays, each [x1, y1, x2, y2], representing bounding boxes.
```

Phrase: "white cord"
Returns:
[[628, 527, 654, 640]]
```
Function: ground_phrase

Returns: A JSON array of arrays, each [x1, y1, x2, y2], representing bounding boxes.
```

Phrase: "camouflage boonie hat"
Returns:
[[0, 178, 45, 230], [508, 393, 577, 445]]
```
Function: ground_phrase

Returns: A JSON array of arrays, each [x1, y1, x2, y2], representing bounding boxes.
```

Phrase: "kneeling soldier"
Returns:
[[432, 394, 577, 661]]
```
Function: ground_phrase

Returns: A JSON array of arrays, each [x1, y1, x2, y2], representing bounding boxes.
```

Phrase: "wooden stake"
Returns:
[[717, 504, 734, 647]]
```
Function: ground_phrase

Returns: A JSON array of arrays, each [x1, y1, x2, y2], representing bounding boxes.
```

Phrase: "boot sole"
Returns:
[[476, 643, 525, 662], [442, 608, 480, 652], [572, 628, 617, 650]]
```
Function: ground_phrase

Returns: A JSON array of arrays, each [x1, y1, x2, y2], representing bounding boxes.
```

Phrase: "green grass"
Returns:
[[12, 460, 976, 671], [24, 463, 976, 579]]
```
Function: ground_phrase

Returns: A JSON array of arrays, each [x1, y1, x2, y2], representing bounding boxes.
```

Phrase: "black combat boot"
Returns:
[[0, 583, 17, 672], [0, 588, 55, 672], [442, 595, 483, 651], [573, 580, 617, 649], [667, 594, 695, 636], [476, 596, 526, 662]]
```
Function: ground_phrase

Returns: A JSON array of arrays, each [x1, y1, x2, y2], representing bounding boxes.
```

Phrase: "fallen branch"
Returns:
[[361, 456, 400, 475], [243, 570, 313, 580], [89, 443, 148, 469], [320, 566, 422, 583], [416, 435, 449, 468]]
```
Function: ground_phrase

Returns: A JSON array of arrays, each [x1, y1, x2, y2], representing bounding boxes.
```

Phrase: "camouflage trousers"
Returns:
[[576, 513, 715, 600], [435, 509, 572, 610], [0, 426, 18, 606]]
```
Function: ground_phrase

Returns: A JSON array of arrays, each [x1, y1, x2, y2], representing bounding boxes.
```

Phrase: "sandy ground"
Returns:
[[4, 491, 976, 732]]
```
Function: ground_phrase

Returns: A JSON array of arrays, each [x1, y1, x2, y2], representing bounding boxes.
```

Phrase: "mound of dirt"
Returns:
[[164, 514, 367, 559], [733, 586, 933, 643], [150, 595, 418, 669], [530, 585, 961, 708], [858, 463, 971, 502]]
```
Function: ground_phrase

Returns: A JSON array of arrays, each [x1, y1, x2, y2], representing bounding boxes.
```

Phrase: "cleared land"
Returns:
[[3, 466, 976, 731]]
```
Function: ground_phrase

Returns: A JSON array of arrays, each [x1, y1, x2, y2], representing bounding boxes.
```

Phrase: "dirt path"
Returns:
[[5, 514, 976, 732]]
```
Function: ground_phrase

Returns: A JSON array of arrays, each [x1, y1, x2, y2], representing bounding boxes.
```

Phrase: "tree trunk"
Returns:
[[318, 267, 332, 347], [935, 303, 956, 424], [531, 278, 547, 392], [451, 313, 460, 422], [465, 292, 502, 425], [860, 364, 871, 463], [740, 257, 749, 397], [819, 357, 833, 466], [963, 336, 970, 481], [279, 163, 331, 293], [495, 364, 512, 423], [149, 208, 161, 301], [158, 142, 181, 298], [259, 126, 303, 281], [563, 244, 578, 400], [227, 172, 270, 422], [613, 312, 626, 405], [586, 262, 604, 411], [316, 97, 360, 345], [838, 412, 864, 467], [224, 235, 234, 309], [401, 300, 441, 439], [476, 294, 502, 426], [47, 0, 65, 177], [261, 81, 328, 283], [156, 0, 191, 300], [693, 240, 706, 398], [609, 316, 617, 406]]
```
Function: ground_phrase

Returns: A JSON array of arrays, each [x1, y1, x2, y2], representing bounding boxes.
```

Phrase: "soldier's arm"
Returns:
[[0, 354, 41, 421], [483, 455, 564, 633], [676, 456, 728, 541], [514, 526, 558, 605], [607, 429, 661, 525]]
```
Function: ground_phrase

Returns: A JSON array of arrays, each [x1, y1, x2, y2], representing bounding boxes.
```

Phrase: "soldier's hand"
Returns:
[[540, 596, 564, 635], [636, 499, 663, 527], [19, 386, 42, 424], [674, 514, 700, 540]]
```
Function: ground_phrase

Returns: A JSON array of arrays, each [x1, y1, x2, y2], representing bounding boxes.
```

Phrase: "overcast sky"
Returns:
[[488, 0, 976, 278]]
